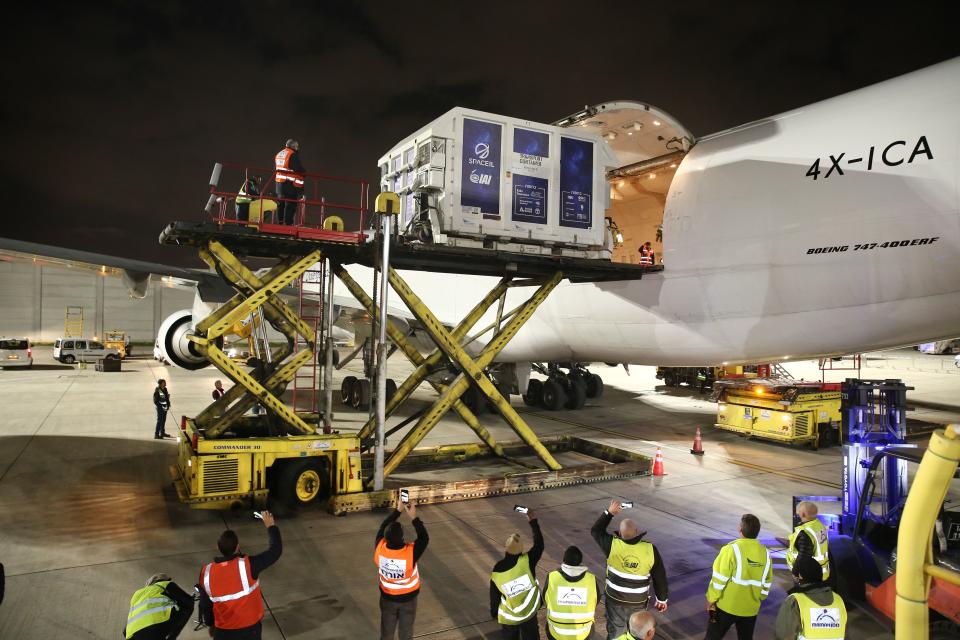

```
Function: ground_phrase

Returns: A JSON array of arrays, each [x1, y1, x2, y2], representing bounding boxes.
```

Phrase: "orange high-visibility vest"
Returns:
[[274, 147, 305, 187], [201, 556, 264, 630], [374, 539, 421, 596]]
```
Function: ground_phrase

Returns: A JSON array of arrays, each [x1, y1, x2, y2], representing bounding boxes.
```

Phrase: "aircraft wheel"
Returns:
[[585, 373, 604, 399], [340, 376, 357, 405], [487, 381, 512, 413], [464, 384, 487, 415], [523, 379, 543, 407], [565, 376, 587, 410], [351, 378, 371, 411], [541, 379, 566, 411]]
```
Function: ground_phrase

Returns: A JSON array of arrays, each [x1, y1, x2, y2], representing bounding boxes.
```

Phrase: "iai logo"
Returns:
[[475, 143, 490, 159], [469, 170, 492, 185]]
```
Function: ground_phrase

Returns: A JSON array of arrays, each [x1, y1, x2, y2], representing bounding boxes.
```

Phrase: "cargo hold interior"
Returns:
[[555, 101, 695, 266]]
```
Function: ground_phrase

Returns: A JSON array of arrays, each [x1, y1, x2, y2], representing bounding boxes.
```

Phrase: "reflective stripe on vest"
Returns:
[[713, 539, 772, 617], [545, 570, 598, 640], [236, 182, 254, 204], [793, 591, 847, 640], [491, 554, 540, 624], [125, 581, 175, 638], [202, 556, 263, 630], [787, 519, 830, 580], [605, 538, 654, 603], [374, 539, 421, 595], [274, 148, 304, 186]]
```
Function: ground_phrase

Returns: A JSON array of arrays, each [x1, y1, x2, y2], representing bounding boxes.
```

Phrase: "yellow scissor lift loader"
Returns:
[[162, 193, 662, 514]]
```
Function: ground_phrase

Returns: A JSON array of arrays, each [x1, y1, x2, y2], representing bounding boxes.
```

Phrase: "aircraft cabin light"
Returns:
[[606, 132, 617, 141], [627, 131, 633, 135], [633, 122, 643, 131], [648, 173, 656, 179], [653, 119, 662, 126], [670, 163, 678, 168]]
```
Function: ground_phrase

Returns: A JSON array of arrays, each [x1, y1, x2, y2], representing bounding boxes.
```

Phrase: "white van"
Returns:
[[53, 338, 121, 364], [0, 338, 33, 369]]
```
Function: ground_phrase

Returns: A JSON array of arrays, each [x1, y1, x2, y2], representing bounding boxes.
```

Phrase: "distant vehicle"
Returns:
[[918, 340, 960, 355], [53, 338, 121, 364], [0, 338, 32, 369]]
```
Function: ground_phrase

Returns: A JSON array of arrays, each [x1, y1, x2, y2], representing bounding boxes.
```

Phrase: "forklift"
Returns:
[[794, 379, 960, 636]]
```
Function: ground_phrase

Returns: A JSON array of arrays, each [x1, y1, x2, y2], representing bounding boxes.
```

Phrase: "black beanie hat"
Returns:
[[563, 545, 583, 566], [386, 522, 404, 546], [793, 555, 824, 584]]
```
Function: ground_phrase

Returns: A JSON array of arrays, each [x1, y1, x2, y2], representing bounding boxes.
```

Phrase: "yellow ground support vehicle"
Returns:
[[172, 416, 364, 509], [103, 330, 129, 358], [714, 378, 842, 448]]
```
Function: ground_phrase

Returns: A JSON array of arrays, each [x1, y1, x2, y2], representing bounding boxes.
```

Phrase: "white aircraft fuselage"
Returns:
[[345, 58, 960, 366]]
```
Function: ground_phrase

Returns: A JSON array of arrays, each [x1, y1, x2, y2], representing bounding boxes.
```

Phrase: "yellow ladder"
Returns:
[[64, 306, 84, 337]]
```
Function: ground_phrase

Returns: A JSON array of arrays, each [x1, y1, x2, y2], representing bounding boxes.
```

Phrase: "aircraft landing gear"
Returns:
[[527, 363, 601, 411], [340, 376, 397, 411]]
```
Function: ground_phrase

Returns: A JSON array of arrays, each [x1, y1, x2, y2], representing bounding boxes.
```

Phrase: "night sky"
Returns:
[[2, 2, 956, 267]]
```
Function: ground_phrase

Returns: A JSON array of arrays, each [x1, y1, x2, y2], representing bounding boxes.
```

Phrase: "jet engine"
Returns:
[[156, 309, 210, 370]]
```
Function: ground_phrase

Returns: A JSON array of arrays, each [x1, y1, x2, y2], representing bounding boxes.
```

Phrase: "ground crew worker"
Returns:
[[123, 573, 194, 639], [543, 545, 599, 640], [213, 380, 224, 401], [786, 501, 829, 582], [611, 611, 657, 640], [375, 498, 429, 640], [490, 507, 544, 639], [153, 379, 171, 439], [235, 175, 261, 222], [774, 555, 846, 640], [591, 500, 668, 639], [198, 510, 282, 639], [705, 513, 772, 640], [274, 139, 305, 225]]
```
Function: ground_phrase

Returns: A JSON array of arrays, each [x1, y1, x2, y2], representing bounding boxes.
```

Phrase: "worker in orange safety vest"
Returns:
[[375, 497, 429, 640], [198, 510, 282, 639], [274, 139, 306, 225]]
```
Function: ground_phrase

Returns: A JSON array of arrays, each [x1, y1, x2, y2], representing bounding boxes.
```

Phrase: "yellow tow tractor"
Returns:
[[103, 330, 130, 358], [714, 378, 842, 449]]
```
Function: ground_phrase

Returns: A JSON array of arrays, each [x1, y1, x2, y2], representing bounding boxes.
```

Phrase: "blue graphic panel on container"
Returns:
[[512, 174, 548, 224], [513, 128, 549, 157], [461, 118, 502, 215], [559, 137, 593, 229]]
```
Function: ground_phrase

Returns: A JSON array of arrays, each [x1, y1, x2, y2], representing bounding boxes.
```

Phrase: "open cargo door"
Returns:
[[554, 101, 695, 266]]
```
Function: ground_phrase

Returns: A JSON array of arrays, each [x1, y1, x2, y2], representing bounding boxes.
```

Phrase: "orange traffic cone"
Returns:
[[691, 427, 705, 456], [652, 447, 666, 476]]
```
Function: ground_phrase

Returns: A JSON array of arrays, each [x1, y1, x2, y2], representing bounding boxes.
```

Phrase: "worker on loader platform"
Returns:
[[274, 139, 305, 225], [774, 555, 847, 640], [704, 514, 772, 640], [198, 511, 282, 639], [490, 507, 544, 639], [786, 501, 830, 582], [235, 175, 261, 222], [591, 500, 668, 639], [375, 498, 429, 640], [123, 573, 194, 640]]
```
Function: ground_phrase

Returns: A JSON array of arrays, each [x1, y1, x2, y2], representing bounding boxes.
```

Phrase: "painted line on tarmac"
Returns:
[[726, 459, 841, 489]]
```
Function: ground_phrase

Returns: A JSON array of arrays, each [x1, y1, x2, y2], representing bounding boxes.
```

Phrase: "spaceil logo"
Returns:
[[469, 142, 495, 168], [469, 170, 492, 185]]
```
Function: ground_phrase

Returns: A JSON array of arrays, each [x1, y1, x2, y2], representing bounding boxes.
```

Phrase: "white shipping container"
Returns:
[[378, 107, 619, 253]]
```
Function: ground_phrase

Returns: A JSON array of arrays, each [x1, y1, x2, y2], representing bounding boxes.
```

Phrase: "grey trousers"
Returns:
[[380, 597, 417, 640], [605, 598, 646, 639]]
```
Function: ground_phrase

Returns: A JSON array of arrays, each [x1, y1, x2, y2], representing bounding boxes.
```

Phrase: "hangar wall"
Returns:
[[0, 260, 195, 343]]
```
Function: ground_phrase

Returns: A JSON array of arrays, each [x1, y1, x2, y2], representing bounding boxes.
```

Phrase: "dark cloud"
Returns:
[[0, 1, 956, 266]]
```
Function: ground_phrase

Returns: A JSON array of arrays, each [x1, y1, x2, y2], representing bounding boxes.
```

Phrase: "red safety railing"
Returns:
[[204, 161, 369, 244]]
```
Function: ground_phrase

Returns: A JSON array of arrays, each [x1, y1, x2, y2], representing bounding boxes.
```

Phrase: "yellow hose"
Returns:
[[895, 424, 960, 639]]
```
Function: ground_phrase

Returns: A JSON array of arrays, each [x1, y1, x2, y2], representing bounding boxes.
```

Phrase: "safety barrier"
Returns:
[[204, 161, 369, 244]]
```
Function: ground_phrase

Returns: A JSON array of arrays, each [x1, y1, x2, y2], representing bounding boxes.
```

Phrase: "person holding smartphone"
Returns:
[[591, 500, 669, 639], [489, 506, 544, 639], [375, 495, 429, 640]]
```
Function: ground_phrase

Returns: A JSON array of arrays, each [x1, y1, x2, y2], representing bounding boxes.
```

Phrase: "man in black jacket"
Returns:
[[375, 499, 429, 640], [153, 379, 171, 439], [489, 508, 544, 639], [591, 500, 668, 639], [198, 511, 282, 639]]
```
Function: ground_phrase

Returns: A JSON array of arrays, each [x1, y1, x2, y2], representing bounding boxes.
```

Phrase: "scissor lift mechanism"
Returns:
[[162, 217, 659, 509]]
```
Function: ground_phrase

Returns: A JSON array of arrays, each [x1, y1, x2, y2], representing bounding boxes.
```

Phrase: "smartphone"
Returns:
[[514, 505, 528, 514], [253, 511, 263, 520], [400, 489, 410, 504], [621, 501, 634, 509]]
